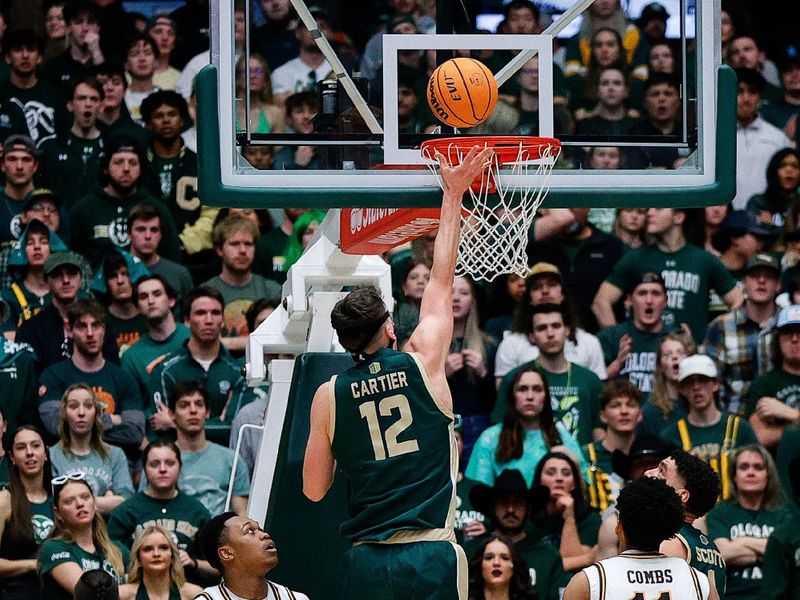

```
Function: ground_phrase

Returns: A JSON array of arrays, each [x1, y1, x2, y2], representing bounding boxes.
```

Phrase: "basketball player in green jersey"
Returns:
[[303, 145, 494, 600], [646, 449, 727, 599]]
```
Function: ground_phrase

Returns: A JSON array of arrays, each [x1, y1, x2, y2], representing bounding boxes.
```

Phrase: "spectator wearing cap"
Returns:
[[747, 305, 800, 451], [702, 253, 780, 416], [597, 271, 671, 399], [270, 6, 334, 104], [636, 2, 669, 45], [147, 16, 180, 91], [596, 433, 674, 558], [495, 263, 607, 384], [594, 207, 744, 346], [1, 217, 68, 337], [16, 252, 118, 373], [41, 0, 104, 97], [69, 136, 180, 268], [38, 75, 106, 208], [196, 512, 308, 600], [733, 68, 792, 210], [0, 134, 39, 243], [746, 148, 800, 248], [92, 61, 150, 149], [467, 469, 564, 600], [528, 207, 625, 333], [660, 354, 758, 500], [0, 29, 69, 144], [761, 50, 800, 139]]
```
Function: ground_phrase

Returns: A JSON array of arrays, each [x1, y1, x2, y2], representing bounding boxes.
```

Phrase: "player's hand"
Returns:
[[445, 352, 464, 377], [435, 146, 495, 197], [295, 146, 314, 166], [756, 397, 799, 422], [462, 349, 487, 378]]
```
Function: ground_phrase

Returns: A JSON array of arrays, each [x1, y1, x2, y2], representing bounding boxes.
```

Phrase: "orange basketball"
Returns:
[[427, 57, 498, 128]]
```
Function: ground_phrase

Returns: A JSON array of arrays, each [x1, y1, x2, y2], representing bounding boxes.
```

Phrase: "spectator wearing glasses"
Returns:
[[39, 474, 129, 600], [0, 426, 54, 600]]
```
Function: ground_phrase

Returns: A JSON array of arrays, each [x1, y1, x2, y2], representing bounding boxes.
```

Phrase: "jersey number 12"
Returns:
[[359, 394, 420, 461]]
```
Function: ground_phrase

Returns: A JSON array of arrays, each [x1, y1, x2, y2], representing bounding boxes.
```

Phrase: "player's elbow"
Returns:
[[302, 481, 327, 502]]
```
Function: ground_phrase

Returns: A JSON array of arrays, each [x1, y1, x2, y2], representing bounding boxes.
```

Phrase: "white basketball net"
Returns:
[[422, 139, 561, 282]]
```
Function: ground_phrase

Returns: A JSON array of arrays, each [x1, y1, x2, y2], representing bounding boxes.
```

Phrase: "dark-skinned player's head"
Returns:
[[616, 477, 683, 551], [671, 449, 721, 518], [330, 286, 393, 357]]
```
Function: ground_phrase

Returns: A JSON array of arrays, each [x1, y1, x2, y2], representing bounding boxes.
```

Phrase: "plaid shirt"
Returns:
[[701, 307, 776, 415]]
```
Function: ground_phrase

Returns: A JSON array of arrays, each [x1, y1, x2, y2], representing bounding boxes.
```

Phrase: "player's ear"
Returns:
[[385, 317, 397, 342]]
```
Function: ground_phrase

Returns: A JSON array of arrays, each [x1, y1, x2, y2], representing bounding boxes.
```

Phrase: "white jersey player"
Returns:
[[564, 477, 718, 600]]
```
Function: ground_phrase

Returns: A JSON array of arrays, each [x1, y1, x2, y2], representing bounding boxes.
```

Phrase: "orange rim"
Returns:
[[420, 136, 561, 164]]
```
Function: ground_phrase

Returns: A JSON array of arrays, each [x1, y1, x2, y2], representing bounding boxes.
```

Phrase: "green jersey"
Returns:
[[121, 324, 190, 397], [39, 538, 129, 600], [497, 361, 602, 445], [746, 368, 800, 417], [604, 243, 738, 344], [596, 321, 667, 400], [107, 491, 210, 557], [331, 348, 456, 543], [759, 512, 800, 600], [707, 501, 791, 599], [678, 523, 727, 599], [660, 413, 758, 501]]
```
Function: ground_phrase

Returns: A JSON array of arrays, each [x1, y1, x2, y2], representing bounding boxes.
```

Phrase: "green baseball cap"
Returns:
[[43, 252, 83, 277]]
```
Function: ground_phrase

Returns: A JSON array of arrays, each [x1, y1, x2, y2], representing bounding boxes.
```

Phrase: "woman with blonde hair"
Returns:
[[49, 384, 134, 515], [706, 444, 791, 599], [638, 333, 695, 438], [39, 475, 128, 600], [119, 526, 203, 600], [235, 53, 285, 134]]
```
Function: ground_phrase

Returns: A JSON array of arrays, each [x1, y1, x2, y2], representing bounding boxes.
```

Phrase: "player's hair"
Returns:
[[728, 444, 786, 511], [73, 569, 119, 600], [285, 91, 317, 118], [71, 74, 104, 100], [48, 478, 125, 576], [330, 286, 390, 356], [197, 510, 238, 572], [212, 214, 260, 248], [4, 426, 52, 560], [123, 31, 160, 60], [598, 379, 643, 409], [502, 0, 539, 21], [140, 90, 189, 125], [617, 477, 684, 551], [169, 380, 208, 412], [142, 439, 182, 468], [671, 449, 721, 518], [134, 274, 177, 301], [466, 533, 536, 599], [183, 285, 225, 319], [127, 525, 187, 587], [245, 297, 280, 333], [497, 366, 561, 463], [650, 332, 695, 418], [59, 383, 110, 460], [66, 298, 107, 328]]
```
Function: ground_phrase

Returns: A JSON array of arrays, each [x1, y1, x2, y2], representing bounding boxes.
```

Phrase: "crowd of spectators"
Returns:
[[2, 0, 800, 599]]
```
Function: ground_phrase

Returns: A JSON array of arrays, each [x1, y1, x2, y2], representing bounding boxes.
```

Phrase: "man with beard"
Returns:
[[597, 272, 671, 399], [16, 251, 117, 372], [39, 76, 105, 208], [0, 29, 68, 145], [0, 135, 39, 243], [121, 274, 189, 397], [37, 299, 144, 450], [69, 136, 180, 268], [202, 215, 280, 341], [146, 286, 251, 441], [747, 305, 800, 450], [140, 91, 202, 239], [197, 512, 309, 600], [468, 469, 564, 600], [703, 254, 780, 416]]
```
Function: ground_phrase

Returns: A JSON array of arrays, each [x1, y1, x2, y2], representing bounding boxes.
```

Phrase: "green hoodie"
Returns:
[[0, 340, 38, 445]]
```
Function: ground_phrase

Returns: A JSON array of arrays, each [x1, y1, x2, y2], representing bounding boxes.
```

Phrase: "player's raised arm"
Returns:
[[404, 146, 494, 376]]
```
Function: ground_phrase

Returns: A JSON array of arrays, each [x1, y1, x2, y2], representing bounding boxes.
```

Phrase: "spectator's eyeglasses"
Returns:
[[51, 472, 87, 496]]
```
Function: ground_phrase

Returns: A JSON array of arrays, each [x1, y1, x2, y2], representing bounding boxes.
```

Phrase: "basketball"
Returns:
[[427, 57, 498, 128]]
